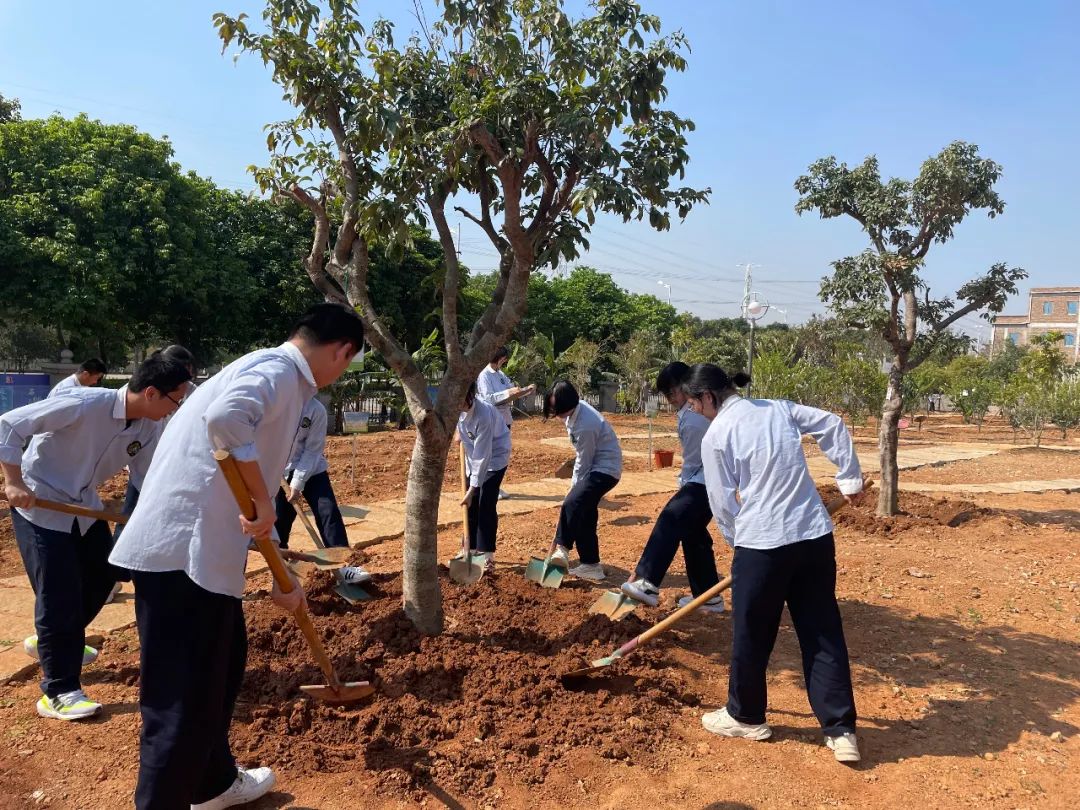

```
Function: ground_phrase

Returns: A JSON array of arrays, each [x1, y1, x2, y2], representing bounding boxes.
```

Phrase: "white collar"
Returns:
[[279, 342, 318, 388], [565, 403, 581, 429], [113, 385, 130, 420]]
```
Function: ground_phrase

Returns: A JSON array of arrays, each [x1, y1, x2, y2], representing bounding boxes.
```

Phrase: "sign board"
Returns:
[[341, 411, 370, 434], [0, 373, 51, 415]]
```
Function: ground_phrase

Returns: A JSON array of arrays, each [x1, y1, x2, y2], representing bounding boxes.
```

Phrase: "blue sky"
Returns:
[[3, 0, 1078, 338]]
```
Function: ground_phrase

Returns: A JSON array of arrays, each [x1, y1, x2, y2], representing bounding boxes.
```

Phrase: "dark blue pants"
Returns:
[[635, 482, 720, 595], [112, 478, 141, 541], [467, 467, 506, 553], [133, 570, 244, 809], [11, 511, 117, 698], [554, 471, 619, 565], [727, 533, 857, 736], [275, 470, 347, 550]]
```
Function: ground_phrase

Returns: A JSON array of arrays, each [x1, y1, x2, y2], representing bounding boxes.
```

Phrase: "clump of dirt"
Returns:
[[828, 488, 1016, 537], [235, 569, 698, 800]]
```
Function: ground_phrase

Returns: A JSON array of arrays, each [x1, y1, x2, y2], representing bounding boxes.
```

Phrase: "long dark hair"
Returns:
[[683, 363, 750, 409], [655, 361, 691, 397], [543, 380, 579, 419]]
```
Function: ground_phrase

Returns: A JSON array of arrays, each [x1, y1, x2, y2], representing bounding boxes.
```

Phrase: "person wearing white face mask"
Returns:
[[685, 362, 865, 764]]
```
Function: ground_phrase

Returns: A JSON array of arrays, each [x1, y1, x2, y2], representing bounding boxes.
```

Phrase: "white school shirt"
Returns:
[[0, 386, 161, 533], [700, 396, 863, 550], [676, 403, 710, 487], [284, 398, 330, 490], [476, 365, 515, 427], [47, 374, 80, 398], [565, 401, 622, 488], [109, 343, 317, 598], [458, 398, 511, 488]]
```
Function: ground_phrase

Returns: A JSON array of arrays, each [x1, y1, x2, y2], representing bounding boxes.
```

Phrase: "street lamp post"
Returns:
[[657, 279, 672, 306], [743, 293, 769, 397]]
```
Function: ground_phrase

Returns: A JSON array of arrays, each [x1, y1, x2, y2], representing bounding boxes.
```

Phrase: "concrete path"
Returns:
[[0, 439, 1058, 680]]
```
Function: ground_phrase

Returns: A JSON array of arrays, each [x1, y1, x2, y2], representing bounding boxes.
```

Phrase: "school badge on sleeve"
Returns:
[[301, 417, 312, 428]]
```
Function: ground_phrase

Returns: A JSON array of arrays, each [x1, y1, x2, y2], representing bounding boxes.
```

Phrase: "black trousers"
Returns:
[[11, 511, 117, 697], [132, 570, 245, 809], [554, 471, 619, 565], [467, 467, 506, 553], [635, 482, 720, 595], [275, 470, 348, 549], [727, 533, 857, 736]]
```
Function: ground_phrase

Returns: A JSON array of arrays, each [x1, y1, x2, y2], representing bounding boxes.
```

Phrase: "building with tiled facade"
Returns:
[[991, 287, 1080, 360]]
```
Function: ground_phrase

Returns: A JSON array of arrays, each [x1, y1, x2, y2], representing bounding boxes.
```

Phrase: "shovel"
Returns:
[[281, 479, 371, 604], [524, 536, 567, 588], [448, 443, 484, 585], [2, 494, 128, 524], [215, 450, 374, 705], [588, 589, 642, 620], [563, 482, 872, 681]]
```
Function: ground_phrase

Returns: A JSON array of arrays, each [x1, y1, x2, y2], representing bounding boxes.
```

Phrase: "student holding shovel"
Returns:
[[543, 380, 622, 581], [0, 355, 192, 721], [476, 346, 535, 499], [620, 361, 725, 613], [454, 382, 510, 573], [276, 395, 370, 585], [109, 303, 365, 810], [685, 363, 865, 764]]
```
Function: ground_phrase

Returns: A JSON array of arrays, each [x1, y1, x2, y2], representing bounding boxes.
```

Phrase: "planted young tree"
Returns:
[[559, 337, 603, 394], [1049, 378, 1080, 440], [215, 0, 708, 632], [944, 355, 992, 428], [1000, 333, 1067, 447], [795, 143, 1027, 515]]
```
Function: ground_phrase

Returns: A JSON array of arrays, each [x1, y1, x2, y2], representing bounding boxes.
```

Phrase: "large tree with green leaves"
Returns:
[[215, 0, 709, 633], [795, 142, 1026, 515]]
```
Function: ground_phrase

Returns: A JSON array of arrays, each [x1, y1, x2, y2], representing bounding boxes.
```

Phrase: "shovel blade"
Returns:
[[333, 580, 372, 604], [524, 555, 566, 589], [560, 654, 618, 682], [589, 590, 641, 620], [449, 558, 484, 585], [299, 680, 376, 704]]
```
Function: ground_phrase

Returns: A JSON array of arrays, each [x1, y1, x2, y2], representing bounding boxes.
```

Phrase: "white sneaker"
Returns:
[[481, 552, 495, 574], [24, 635, 98, 666], [339, 565, 371, 585], [620, 578, 660, 607], [549, 546, 570, 569], [678, 594, 726, 614], [106, 581, 123, 604], [826, 733, 861, 763], [570, 562, 606, 582], [36, 689, 102, 721], [701, 707, 772, 740], [191, 767, 276, 809]]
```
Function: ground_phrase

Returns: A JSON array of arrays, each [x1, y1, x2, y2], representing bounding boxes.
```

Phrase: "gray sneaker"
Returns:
[[701, 707, 771, 740], [570, 562, 606, 582], [620, 578, 660, 606]]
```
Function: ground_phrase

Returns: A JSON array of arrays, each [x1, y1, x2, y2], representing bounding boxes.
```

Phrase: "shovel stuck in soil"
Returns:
[[524, 537, 568, 588], [449, 443, 484, 585], [563, 482, 872, 681], [281, 479, 371, 604], [588, 589, 642, 620], [216, 451, 374, 705]]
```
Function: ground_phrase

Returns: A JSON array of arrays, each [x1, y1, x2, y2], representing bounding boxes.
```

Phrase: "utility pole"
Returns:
[[738, 263, 762, 396]]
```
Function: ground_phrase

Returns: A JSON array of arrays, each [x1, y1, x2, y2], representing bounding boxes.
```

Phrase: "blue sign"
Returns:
[[0, 373, 51, 415]]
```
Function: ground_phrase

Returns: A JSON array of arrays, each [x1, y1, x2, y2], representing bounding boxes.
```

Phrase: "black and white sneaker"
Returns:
[[620, 578, 660, 607]]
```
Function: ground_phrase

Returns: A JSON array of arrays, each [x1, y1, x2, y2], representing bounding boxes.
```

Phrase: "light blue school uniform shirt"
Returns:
[[676, 402, 710, 486], [458, 398, 511, 488], [475, 365, 515, 427], [701, 396, 863, 550], [0, 386, 161, 533], [46, 373, 81, 398], [109, 342, 317, 598], [564, 401, 622, 487], [285, 397, 330, 490]]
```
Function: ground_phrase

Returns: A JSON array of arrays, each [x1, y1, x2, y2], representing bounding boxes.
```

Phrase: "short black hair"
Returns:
[[156, 344, 196, 373], [129, 356, 192, 395], [683, 363, 750, 406], [464, 381, 478, 408], [288, 302, 365, 352], [78, 358, 107, 375], [491, 346, 510, 364], [543, 380, 580, 419], [655, 361, 692, 396]]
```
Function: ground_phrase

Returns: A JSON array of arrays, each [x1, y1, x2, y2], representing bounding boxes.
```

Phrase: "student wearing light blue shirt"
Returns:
[[686, 363, 866, 765], [544, 380, 622, 581], [454, 382, 511, 572], [108, 303, 365, 810], [621, 362, 724, 612], [46, 358, 107, 398], [0, 356, 191, 723]]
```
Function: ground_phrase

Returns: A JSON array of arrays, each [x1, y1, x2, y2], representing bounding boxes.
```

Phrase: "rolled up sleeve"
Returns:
[[204, 371, 275, 462]]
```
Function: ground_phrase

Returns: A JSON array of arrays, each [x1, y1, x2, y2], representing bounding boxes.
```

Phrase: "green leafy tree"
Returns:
[[0, 322, 55, 371], [559, 337, 603, 393], [0, 93, 20, 123], [1000, 333, 1066, 447], [943, 355, 992, 428], [615, 330, 662, 412], [1049, 378, 1080, 440], [903, 360, 948, 415], [215, 0, 708, 632], [795, 142, 1027, 515]]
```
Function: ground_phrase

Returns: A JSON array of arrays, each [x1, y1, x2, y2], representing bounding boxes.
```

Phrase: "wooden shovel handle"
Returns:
[[281, 478, 325, 551], [624, 480, 873, 652], [215, 450, 341, 690], [459, 442, 470, 555], [1, 494, 127, 525]]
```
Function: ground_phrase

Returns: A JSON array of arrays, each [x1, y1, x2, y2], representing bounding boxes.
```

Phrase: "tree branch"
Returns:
[[426, 186, 464, 364], [285, 184, 347, 304], [324, 103, 361, 267]]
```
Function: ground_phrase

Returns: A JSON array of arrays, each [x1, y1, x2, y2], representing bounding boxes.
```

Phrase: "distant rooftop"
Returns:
[[1030, 287, 1080, 294]]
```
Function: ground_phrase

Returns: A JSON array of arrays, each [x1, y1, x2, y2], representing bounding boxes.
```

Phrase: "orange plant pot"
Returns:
[[653, 449, 675, 468]]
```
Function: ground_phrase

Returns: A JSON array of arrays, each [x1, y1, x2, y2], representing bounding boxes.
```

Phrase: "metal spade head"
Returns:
[[299, 680, 376, 704], [525, 555, 566, 588], [449, 554, 484, 585], [588, 590, 641, 620]]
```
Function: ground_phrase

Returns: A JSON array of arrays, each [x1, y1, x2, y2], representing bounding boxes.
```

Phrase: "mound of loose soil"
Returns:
[[830, 490, 1009, 537], [234, 569, 697, 801]]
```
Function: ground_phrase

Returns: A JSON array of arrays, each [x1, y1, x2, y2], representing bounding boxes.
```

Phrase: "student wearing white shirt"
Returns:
[[0, 356, 192, 722], [621, 362, 724, 612], [47, 358, 107, 397], [686, 363, 865, 764], [543, 380, 622, 581], [276, 397, 370, 585], [475, 346, 534, 499], [109, 303, 364, 810], [455, 382, 511, 573]]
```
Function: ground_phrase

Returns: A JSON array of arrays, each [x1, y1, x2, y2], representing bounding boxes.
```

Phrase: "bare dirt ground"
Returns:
[[0, 415, 1077, 808], [903, 447, 1080, 485]]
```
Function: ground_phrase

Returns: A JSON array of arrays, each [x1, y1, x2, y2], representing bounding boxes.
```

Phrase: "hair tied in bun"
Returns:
[[731, 371, 751, 388]]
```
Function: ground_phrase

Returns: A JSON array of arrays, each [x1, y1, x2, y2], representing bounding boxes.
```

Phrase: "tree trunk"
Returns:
[[877, 361, 905, 516], [401, 420, 451, 635]]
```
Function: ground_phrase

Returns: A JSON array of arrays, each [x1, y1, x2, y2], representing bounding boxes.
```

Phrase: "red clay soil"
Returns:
[[902, 447, 1080, 485]]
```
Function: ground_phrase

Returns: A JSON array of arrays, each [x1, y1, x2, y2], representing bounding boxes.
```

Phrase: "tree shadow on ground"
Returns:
[[951, 507, 1080, 531]]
